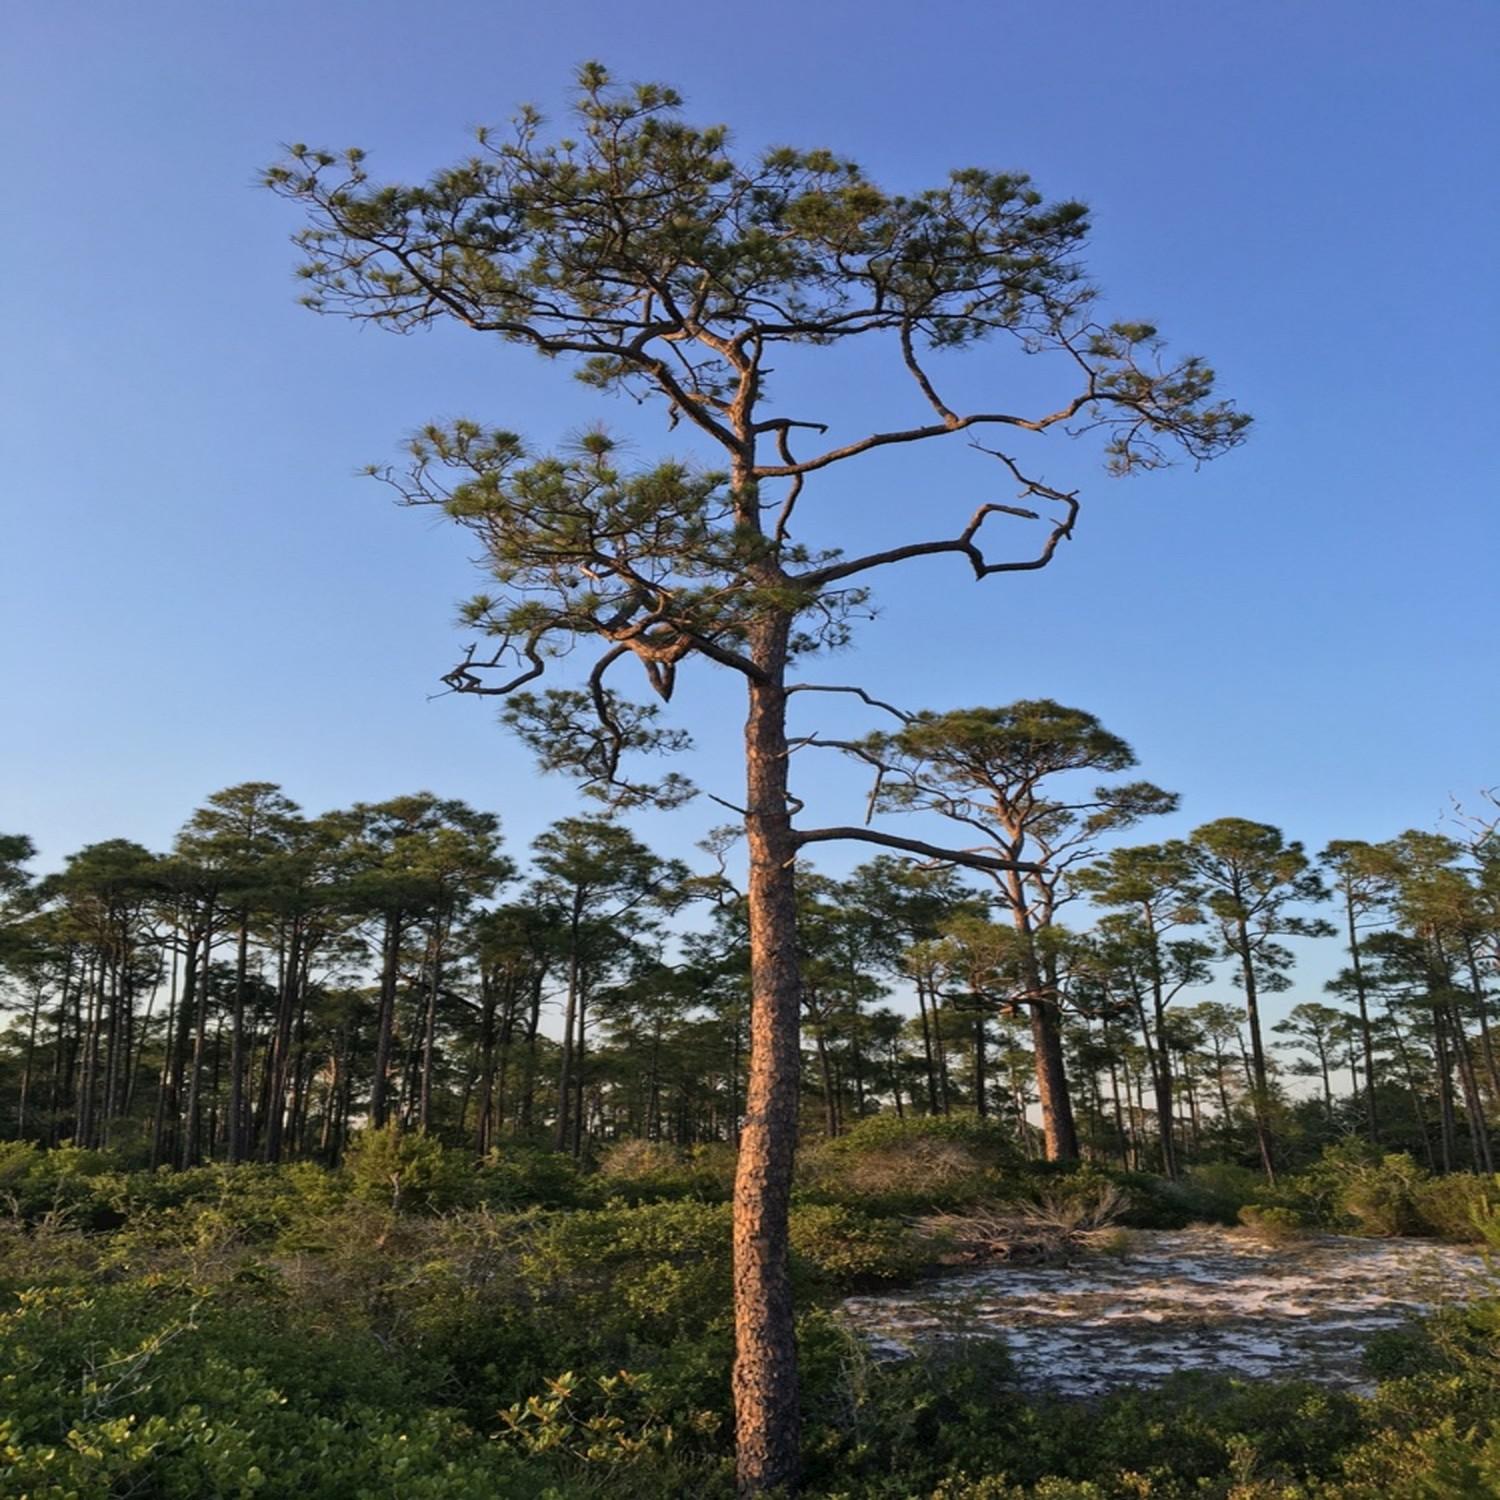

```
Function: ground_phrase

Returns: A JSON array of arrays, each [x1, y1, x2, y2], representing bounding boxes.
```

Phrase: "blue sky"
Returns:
[[3, 2, 1496, 1004]]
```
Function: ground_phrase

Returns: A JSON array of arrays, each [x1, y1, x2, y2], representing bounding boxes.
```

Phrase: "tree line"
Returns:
[[4, 743, 1497, 1184]]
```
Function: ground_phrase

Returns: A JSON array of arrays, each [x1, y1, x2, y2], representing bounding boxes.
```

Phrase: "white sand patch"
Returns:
[[839, 1226, 1487, 1394]]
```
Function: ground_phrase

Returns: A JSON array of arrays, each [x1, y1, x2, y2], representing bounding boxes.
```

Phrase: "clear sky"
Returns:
[[3, 2, 1497, 1009]]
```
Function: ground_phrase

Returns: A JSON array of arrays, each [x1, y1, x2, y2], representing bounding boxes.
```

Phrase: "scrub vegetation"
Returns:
[[4, 62, 1497, 1499]]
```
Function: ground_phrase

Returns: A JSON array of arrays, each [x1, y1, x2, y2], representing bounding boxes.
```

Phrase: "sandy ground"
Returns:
[[839, 1226, 1489, 1394]]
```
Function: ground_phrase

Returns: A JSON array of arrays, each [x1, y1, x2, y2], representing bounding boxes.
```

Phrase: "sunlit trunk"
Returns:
[[732, 612, 802, 1496]]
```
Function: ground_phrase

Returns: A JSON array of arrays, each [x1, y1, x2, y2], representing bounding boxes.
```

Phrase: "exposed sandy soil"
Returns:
[[839, 1226, 1489, 1394]]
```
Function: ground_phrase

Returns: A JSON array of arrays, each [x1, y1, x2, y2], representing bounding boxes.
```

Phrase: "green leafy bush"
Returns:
[[591, 1139, 737, 1204], [1409, 1172, 1498, 1243], [801, 1114, 1026, 1212], [474, 1144, 588, 1208], [1237, 1203, 1310, 1243], [345, 1124, 473, 1213], [790, 1204, 926, 1287]]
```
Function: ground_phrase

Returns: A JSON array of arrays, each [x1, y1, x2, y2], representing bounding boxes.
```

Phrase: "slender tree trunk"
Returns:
[[151, 942, 178, 1167], [1208, 1037, 1233, 1131], [370, 913, 403, 1129], [519, 973, 543, 1134], [972, 1016, 987, 1118], [228, 916, 250, 1163], [814, 1020, 838, 1139], [1234, 924, 1277, 1184], [930, 988, 953, 1116], [1119, 1046, 1139, 1169], [474, 970, 499, 1155], [1106, 1051, 1129, 1166], [1464, 940, 1500, 1101], [914, 977, 939, 1115], [732, 618, 802, 1497], [262, 922, 303, 1161], [182, 905, 216, 1168], [1345, 895, 1380, 1140], [1182, 1055, 1202, 1151], [1387, 1005, 1436, 1169], [1002, 876, 1077, 1161], [555, 897, 583, 1151], [1431, 1005, 1457, 1173], [1148, 993, 1178, 1178], [572, 979, 589, 1159], [17, 979, 44, 1140], [418, 920, 445, 1133], [1445, 992, 1492, 1173], [1135, 992, 1176, 1178]]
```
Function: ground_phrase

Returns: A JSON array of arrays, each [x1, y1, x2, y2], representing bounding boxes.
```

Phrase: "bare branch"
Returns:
[[801, 489, 1077, 588], [755, 396, 1094, 480], [793, 825, 1039, 873], [784, 683, 913, 723], [442, 637, 545, 696]]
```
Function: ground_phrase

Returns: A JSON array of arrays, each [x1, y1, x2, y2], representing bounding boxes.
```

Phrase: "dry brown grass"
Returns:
[[923, 1182, 1130, 1263], [830, 1138, 985, 1197]]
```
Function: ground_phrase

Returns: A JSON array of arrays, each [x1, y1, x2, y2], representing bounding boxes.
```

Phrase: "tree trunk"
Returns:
[[182, 906, 215, 1167], [972, 1015, 987, 1118], [1147, 961, 1179, 1179], [1344, 894, 1379, 1141], [555, 896, 583, 1152], [1002, 875, 1077, 1162], [914, 976, 939, 1114], [17, 979, 44, 1140], [1028, 998, 1078, 1161], [732, 618, 802, 1497], [370, 913, 403, 1129], [1234, 923, 1277, 1184], [228, 915, 250, 1163], [418, 919, 445, 1133]]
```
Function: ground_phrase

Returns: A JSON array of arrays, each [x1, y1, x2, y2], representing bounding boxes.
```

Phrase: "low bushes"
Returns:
[[800, 1114, 1031, 1214], [592, 1139, 737, 1204], [1280, 1142, 1498, 1242], [6, 1135, 1500, 1498]]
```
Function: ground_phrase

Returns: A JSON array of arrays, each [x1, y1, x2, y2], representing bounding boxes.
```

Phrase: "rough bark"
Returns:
[[732, 616, 802, 1497]]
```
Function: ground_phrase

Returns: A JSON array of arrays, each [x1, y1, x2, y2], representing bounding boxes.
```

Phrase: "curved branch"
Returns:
[[755, 396, 1094, 479], [784, 684, 913, 723], [442, 637, 545, 696], [800, 491, 1077, 588], [793, 825, 1039, 874]]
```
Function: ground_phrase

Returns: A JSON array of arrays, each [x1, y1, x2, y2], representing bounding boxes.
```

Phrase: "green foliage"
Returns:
[[790, 1204, 925, 1287], [1237, 1203, 1311, 1242], [591, 1139, 737, 1204], [474, 1143, 590, 1209], [1284, 1142, 1498, 1241], [495, 1367, 721, 1469], [1152, 1162, 1267, 1225], [345, 1124, 473, 1213], [6, 1145, 1500, 1497], [803, 1114, 1028, 1213]]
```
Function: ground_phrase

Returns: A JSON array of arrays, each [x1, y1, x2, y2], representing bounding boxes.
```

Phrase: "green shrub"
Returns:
[[1409, 1173, 1498, 1242], [0, 1141, 130, 1227], [1237, 1203, 1310, 1243], [1175, 1161, 1266, 1222], [823, 1113, 1025, 1169], [790, 1204, 925, 1288], [474, 1144, 588, 1208], [591, 1139, 736, 1204], [345, 1124, 473, 1213], [802, 1114, 1025, 1212], [519, 1200, 734, 1345]]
